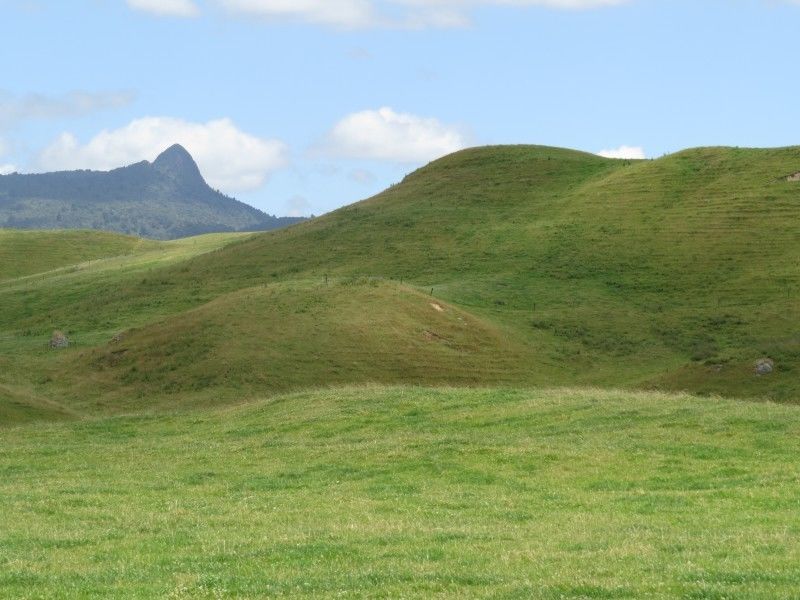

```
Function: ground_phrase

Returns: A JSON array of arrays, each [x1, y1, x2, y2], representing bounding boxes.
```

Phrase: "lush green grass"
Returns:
[[0, 229, 160, 281], [0, 384, 76, 423], [58, 280, 540, 414], [2, 386, 800, 598], [0, 231, 252, 423]]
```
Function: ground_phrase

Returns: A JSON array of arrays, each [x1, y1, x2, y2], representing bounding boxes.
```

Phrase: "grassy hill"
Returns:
[[0, 230, 253, 423], [3, 386, 800, 598], [160, 144, 800, 400], [0, 229, 159, 281], [1, 144, 800, 418], [65, 281, 539, 413]]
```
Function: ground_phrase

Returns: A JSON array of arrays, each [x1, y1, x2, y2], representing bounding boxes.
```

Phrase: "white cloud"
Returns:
[[218, 0, 377, 27], [321, 107, 468, 163], [0, 90, 134, 127], [0, 164, 16, 175], [126, 0, 632, 26], [597, 145, 646, 160], [214, 0, 630, 27], [38, 117, 289, 192], [400, 0, 632, 27], [126, 0, 199, 17], [400, 0, 628, 7]]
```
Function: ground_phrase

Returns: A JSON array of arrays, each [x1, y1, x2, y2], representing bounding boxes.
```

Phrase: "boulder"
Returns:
[[754, 358, 774, 376], [50, 330, 69, 349]]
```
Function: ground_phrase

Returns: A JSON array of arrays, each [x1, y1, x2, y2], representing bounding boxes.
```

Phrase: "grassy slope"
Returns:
[[2, 386, 800, 598], [189, 145, 800, 399], [94, 144, 800, 401], [2, 144, 800, 418], [62, 281, 537, 414], [0, 229, 160, 281], [0, 384, 76, 423], [3, 151, 800, 597], [0, 231, 253, 422]]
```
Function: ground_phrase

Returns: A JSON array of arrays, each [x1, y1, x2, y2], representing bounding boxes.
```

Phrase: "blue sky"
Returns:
[[1, 0, 799, 216]]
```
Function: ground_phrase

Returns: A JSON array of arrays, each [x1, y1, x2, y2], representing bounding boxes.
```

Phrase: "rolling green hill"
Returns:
[[61, 281, 538, 413], [0, 230, 253, 423], [1, 144, 800, 418], [159, 144, 800, 400]]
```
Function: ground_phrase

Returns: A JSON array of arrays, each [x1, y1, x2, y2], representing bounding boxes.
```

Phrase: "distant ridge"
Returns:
[[0, 145, 305, 240]]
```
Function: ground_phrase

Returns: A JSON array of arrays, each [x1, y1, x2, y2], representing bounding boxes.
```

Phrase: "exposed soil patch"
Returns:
[[430, 302, 445, 312], [787, 172, 800, 182]]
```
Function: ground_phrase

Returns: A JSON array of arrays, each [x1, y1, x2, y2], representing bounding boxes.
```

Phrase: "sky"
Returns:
[[1, 0, 799, 217]]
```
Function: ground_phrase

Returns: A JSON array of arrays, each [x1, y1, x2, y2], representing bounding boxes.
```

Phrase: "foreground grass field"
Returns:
[[3, 386, 800, 598]]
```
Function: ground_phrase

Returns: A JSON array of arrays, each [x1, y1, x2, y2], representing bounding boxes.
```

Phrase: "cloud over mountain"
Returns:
[[37, 117, 289, 193]]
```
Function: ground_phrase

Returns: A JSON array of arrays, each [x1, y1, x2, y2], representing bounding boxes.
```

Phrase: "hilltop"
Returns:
[[0, 144, 304, 239]]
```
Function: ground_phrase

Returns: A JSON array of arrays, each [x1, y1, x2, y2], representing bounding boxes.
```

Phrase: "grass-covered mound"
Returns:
[[61, 280, 538, 413], [2, 386, 800, 598], [0, 231, 253, 337]]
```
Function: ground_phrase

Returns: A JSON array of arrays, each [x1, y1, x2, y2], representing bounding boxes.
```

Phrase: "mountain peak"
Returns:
[[152, 144, 204, 184], [155, 143, 192, 162]]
